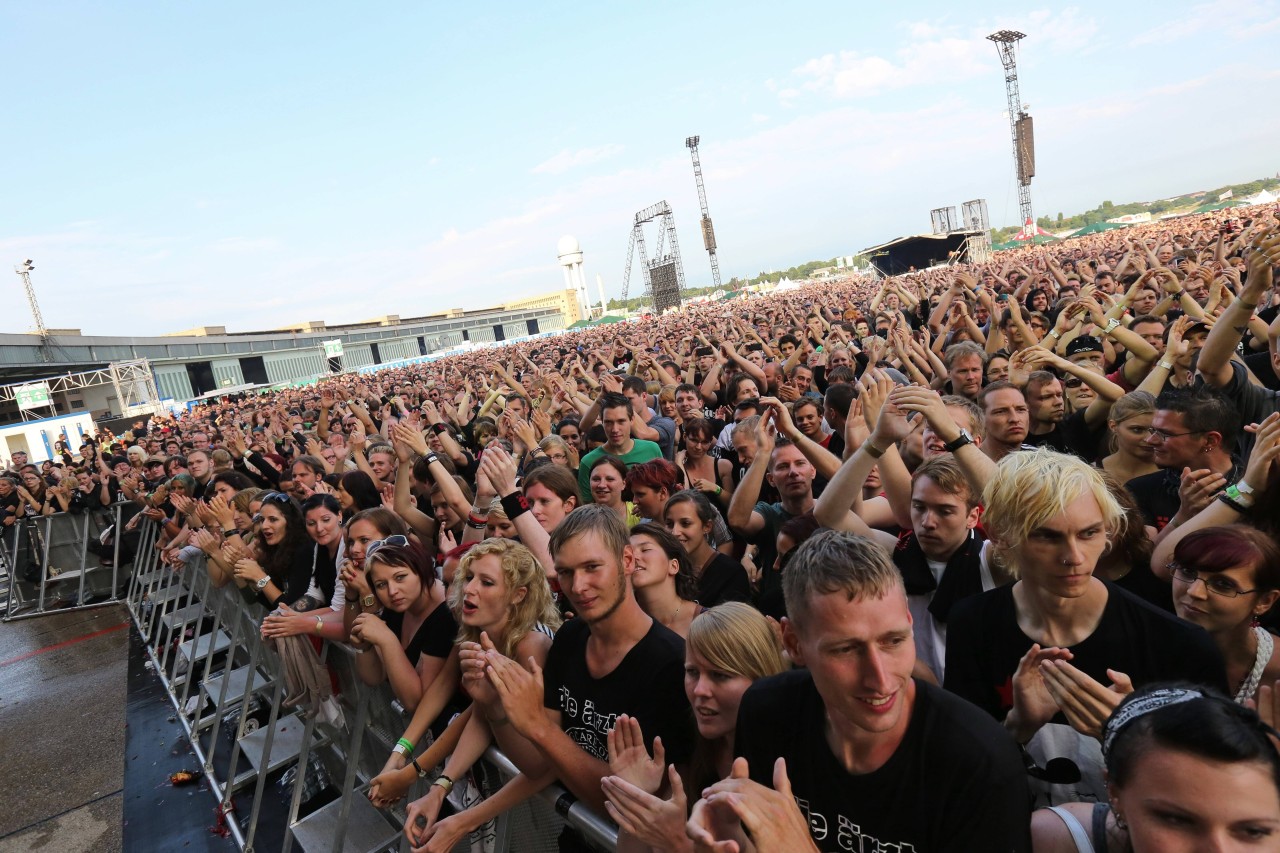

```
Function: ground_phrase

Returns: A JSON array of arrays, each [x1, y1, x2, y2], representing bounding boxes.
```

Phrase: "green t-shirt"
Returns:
[[577, 440, 663, 503]]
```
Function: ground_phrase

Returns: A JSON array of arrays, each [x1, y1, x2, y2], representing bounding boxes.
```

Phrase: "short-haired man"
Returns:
[[979, 381, 1033, 462], [688, 530, 1030, 852], [942, 341, 986, 400], [483, 505, 692, 849], [816, 451, 988, 681], [1022, 371, 1068, 452], [576, 392, 663, 502], [1125, 387, 1241, 533], [728, 401, 839, 618], [620, 375, 676, 461]]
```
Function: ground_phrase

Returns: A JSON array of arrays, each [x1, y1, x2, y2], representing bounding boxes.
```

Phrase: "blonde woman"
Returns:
[[1099, 391, 1158, 484], [600, 602, 788, 851], [368, 540, 561, 852]]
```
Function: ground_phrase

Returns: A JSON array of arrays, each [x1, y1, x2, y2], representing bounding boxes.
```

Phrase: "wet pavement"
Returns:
[[0, 605, 129, 851]]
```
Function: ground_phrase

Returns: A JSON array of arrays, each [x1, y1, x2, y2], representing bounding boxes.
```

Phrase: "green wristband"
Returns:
[[397, 737, 414, 753]]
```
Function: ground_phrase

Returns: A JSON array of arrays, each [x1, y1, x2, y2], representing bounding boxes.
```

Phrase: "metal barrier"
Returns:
[[2, 502, 131, 621], [122, 519, 620, 853]]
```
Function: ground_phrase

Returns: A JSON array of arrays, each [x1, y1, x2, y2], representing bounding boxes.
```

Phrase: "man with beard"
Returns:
[[483, 505, 692, 852]]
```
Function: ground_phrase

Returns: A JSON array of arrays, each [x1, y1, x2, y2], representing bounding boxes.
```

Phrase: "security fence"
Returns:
[[2, 501, 131, 620], [120, 519, 619, 853]]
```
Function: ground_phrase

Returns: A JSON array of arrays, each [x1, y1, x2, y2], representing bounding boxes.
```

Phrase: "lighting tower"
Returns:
[[685, 136, 722, 290], [987, 30, 1035, 231], [14, 259, 50, 362]]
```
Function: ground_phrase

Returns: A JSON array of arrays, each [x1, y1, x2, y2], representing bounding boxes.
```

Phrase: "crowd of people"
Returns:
[[5, 204, 1280, 851]]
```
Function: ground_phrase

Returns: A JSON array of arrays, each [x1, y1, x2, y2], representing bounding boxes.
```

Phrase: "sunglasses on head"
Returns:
[[260, 492, 293, 506], [365, 534, 409, 562]]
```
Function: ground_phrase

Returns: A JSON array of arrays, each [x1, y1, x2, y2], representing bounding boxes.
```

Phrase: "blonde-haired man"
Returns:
[[944, 448, 1224, 806]]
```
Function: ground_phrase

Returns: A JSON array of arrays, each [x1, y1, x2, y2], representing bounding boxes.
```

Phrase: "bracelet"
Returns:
[[1157, 360, 1175, 371], [715, 485, 722, 496], [412, 756, 429, 778], [314, 616, 324, 635], [1223, 484, 1256, 509], [863, 440, 886, 459], [499, 491, 529, 521], [1218, 493, 1251, 515], [222, 528, 237, 537], [392, 743, 409, 757], [424, 452, 440, 466], [432, 774, 455, 794], [1046, 329, 1062, 339], [1237, 299, 1259, 310], [432, 423, 449, 435], [396, 737, 415, 753], [466, 514, 488, 529]]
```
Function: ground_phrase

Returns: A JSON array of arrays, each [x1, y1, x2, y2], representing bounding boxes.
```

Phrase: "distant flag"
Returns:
[[1218, 189, 1234, 201]]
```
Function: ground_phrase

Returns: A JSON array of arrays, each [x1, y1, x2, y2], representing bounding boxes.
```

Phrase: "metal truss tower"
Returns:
[[621, 201, 688, 314], [987, 30, 1035, 229], [14, 259, 50, 362], [685, 136, 722, 289]]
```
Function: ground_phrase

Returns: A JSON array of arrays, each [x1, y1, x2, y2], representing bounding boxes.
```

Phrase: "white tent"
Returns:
[[1244, 189, 1277, 206]]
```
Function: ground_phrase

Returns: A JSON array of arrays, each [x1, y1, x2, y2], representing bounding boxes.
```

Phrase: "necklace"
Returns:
[[1235, 625, 1273, 704]]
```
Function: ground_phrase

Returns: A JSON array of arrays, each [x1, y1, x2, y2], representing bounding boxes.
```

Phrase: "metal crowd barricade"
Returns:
[[122, 519, 619, 853], [3, 501, 131, 621]]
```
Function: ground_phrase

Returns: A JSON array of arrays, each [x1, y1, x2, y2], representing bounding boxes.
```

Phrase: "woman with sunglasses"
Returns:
[[261, 494, 350, 640], [231, 491, 317, 610], [339, 507, 411, 639], [350, 538, 457, 713]]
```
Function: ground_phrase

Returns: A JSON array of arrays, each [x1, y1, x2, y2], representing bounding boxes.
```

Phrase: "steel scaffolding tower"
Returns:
[[621, 201, 688, 313], [684, 136, 722, 289], [987, 30, 1035, 229]]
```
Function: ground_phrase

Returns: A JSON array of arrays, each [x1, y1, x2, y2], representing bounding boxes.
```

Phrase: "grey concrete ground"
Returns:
[[0, 605, 129, 852]]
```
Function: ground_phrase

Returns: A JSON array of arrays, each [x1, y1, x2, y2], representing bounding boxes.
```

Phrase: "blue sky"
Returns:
[[3, 1, 1278, 335]]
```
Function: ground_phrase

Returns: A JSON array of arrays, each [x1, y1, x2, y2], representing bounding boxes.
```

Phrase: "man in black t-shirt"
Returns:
[[689, 530, 1030, 853], [485, 504, 692, 851], [945, 448, 1224, 807]]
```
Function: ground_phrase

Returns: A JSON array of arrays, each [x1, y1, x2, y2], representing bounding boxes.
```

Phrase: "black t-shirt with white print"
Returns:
[[734, 669, 1032, 852]]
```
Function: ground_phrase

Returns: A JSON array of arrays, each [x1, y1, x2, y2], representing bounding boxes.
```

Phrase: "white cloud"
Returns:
[[531, 144, 625, 175], [1132, 0, 1280, 45], [782, 8, 1100, 102]]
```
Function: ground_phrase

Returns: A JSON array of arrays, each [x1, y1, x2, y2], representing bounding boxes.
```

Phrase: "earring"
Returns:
[[1111, 806, 1127, 831]]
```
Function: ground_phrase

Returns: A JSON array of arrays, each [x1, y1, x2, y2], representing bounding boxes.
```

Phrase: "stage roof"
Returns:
[[860, 231, 981, 277]]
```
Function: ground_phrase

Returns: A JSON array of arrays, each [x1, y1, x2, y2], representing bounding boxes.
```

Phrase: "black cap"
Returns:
[[1065, 335, 1104, 358]]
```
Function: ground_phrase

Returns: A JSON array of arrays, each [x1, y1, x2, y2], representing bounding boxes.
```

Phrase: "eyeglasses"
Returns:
[[1064, 377, 1084, 389], [1144, 427, 1205, 441], [365, 534, 409, 562], [1169, 563, 1260, 597]]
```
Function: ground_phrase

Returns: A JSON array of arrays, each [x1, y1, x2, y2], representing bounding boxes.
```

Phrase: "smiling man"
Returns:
[[688, 530, 1029, 852], [484, 504, 692, 852]]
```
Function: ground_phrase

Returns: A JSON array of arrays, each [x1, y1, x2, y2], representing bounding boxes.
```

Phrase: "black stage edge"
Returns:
[[123, 626, 240, 853], [123, 623, 342, 851]]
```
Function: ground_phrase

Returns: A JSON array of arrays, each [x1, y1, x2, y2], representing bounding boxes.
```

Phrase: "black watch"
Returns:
[[942, 430, 973, 453]]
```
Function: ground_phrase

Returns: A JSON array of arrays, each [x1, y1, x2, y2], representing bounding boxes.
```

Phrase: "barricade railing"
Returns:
[[2, 501, 132, 621], [123, 519, 620, 853]]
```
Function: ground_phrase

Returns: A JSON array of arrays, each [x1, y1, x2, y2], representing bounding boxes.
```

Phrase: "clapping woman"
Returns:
[[600, 603, 788, 851]]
